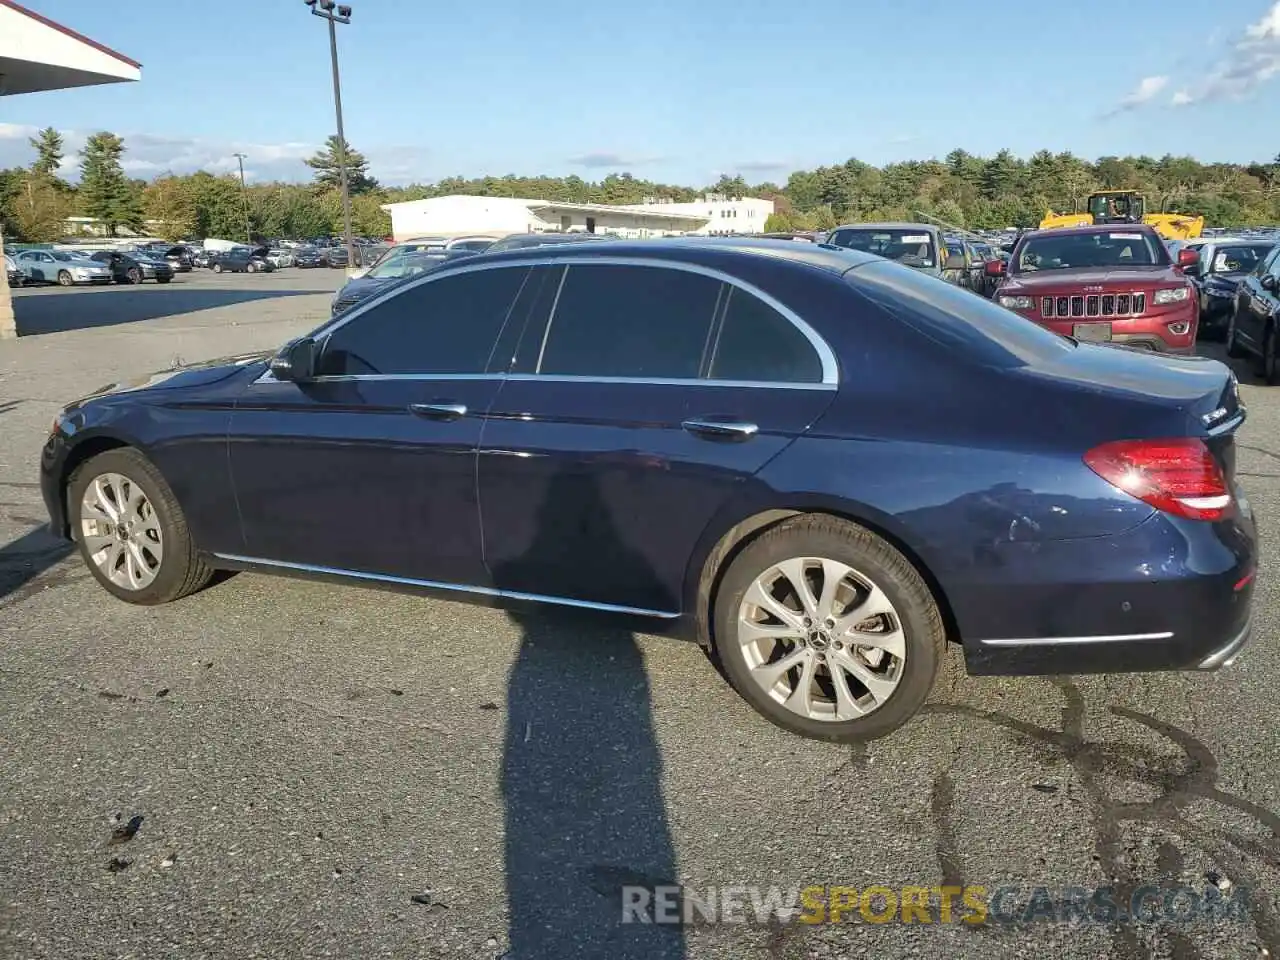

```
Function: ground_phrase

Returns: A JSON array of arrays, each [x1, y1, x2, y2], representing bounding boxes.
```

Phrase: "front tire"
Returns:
[[711, 515, 944, 742], [1261, 323, 1280, 385], [57, 270, 73, 287], [156, 276, 172, 284], [1226, 310, 1248, 359], [68, 448, 214, 605], [127, 268, 143, 284], [212, 263, 223, 274]]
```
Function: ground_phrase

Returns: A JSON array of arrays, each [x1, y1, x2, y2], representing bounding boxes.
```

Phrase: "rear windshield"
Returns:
[[848, 259, 1075, 367], [828, 228, 937, 268], [1209, 244, 1273, 274]]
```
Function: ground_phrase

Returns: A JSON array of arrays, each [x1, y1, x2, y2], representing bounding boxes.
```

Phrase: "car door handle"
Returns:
[[409, 402, 468, 421], [682, 418, 758, 440]]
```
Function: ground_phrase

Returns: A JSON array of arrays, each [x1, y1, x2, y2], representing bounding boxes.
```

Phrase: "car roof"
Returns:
[[1018, 224, 1159, 240], [830, 222, 939, 233], [461, 236, 880, 274]]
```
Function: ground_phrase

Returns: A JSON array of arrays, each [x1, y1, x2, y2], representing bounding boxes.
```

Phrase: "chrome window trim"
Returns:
[[212, 552, 681, 619], [305, 254, 840, 386], [251, 368, 835, 391], [976, 631, 1173, 647]]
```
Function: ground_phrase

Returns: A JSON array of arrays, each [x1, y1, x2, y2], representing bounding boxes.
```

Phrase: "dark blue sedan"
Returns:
[[39, 239, 1256, 741]]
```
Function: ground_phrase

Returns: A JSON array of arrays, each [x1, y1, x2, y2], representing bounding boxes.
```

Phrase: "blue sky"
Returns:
[[2, 0, 1279, 187]]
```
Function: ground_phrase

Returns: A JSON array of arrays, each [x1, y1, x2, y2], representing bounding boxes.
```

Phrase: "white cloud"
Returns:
[[566, 151, 664, 168], [1165, 0, 1280, 105], [1108, 75, 1169, 114], [0, 124, 427, 185]]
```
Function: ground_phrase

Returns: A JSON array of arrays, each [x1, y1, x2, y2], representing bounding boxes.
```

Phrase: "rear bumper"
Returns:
[[954, 507, 1257, 677]]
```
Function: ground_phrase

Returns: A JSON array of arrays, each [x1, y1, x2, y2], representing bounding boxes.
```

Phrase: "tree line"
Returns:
[[2, 128, 1278, 244]]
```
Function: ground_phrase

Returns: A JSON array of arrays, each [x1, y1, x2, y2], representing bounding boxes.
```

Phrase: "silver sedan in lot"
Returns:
[[13, 249, 112, 286]]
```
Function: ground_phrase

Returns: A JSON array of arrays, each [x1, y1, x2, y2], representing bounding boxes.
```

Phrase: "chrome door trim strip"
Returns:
[[305, 254, 840, 385], [976, 631, 1174, 647], [211, 552, 682, 619]]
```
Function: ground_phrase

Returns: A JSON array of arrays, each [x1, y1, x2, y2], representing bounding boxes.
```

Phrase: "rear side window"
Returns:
[[318, 266, 529, 376], [709, 287, 823, 383], [850, 259, 1074, 367], [537, 264, 721, 378]]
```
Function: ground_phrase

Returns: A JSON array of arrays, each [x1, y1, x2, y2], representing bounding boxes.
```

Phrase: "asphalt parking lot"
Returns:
[[1, 276, 1278, 960]]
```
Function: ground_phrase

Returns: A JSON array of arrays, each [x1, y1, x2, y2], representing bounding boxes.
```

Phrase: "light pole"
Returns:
[[233, 152, 251, 243], [304, 0, 356, 270]]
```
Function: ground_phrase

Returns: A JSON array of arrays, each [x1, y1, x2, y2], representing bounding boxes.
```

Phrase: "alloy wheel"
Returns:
[[736, 557, 905, 721], [79, 472, 164, 590]]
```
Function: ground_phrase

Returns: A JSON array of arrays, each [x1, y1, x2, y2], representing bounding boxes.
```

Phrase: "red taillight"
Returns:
[[1084, 438, 1233, 522]]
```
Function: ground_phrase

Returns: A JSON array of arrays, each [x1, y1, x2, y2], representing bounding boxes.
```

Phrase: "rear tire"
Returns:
[[711, 514, 944, 742], [67, 448, 214, 605]]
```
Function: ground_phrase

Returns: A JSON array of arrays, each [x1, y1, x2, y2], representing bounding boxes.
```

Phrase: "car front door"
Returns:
[[1235, 246, 1280, 350], [225, 263, 534, 585], [19, 251, 50, 282], [477, 259, 837, 615]]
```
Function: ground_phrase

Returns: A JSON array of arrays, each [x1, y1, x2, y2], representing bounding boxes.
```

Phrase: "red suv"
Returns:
[[987, 224, 1200, 353]]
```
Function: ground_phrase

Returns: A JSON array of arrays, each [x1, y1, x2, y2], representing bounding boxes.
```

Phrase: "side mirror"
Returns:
[[985, 259, 1007, 278], [1176, 248, 1200, 273], [269, 337, 318, 382], [1262, 275, 1279, 293]]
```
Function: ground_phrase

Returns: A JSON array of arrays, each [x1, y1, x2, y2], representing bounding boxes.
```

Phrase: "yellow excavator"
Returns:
[[1039, 190, 1204, 241]]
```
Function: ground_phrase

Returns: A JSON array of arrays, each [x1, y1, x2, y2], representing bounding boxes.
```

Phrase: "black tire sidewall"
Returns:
[[712, 518, 943, 742], [68, 449, 193, 605]]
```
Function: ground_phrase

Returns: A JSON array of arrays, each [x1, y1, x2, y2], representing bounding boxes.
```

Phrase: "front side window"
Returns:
[[1210, 244, 1273, 275], [708, 287, 823, 383], [537, 264, 722, 379], [318, 266, 530, 376]]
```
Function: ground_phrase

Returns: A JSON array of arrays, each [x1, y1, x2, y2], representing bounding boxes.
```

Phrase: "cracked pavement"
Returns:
[[0, 274, 1278, 959]]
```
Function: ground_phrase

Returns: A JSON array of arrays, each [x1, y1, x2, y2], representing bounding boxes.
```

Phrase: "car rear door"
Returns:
[[476, 259, 837, 615], [226, 263, 533, 586]]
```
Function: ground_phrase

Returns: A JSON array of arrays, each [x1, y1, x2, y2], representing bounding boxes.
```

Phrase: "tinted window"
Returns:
[[1013, 231, 1166, 272], [828, 228, 937, 268], [850, 259, 1075, 368], [318, 266, 529, 376], [709, 287, 823, 383], [537, 264, 721, 378]]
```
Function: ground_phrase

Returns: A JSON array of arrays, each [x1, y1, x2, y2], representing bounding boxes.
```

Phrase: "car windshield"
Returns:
[[1210, 244, 1273, 274], [366, 248, 443, 279], [827, 228, 937, 268], [1013, 231, 1166, 272]]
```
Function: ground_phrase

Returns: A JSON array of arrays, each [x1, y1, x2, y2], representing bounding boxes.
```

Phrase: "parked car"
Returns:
[[445, 235, 502, 252], [14, 249, 112, 286], [324, 246, 350, 269], [191, 249, 215, 269], [266, 248, 295, 269], [481, 231, 614, 254], [1225, 242, 1280, 381], [331, 247, 478, 314], [293, 247, 325, 269], [942, 240, 987, 292], [210, 247, 273, 274], [826, 223, 961, 281], [39, 239, 1255, 743], [160, 246, 194, 273], [90, 250, 174, 284], [5, 252, 23, 287], [987, 224, 1199, 353], [1178, 237, 1276, 337]]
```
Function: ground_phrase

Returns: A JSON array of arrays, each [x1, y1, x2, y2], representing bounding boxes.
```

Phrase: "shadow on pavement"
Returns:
[[12, 288, 319, 336], [0, 524, 75, 605], [497, 470, 685, 959]]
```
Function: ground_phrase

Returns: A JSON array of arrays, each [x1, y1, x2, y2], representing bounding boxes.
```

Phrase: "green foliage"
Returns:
[[29, 127, 65, 179], [10, 172, 70, 242], [305, 135, 379, 194], [78, 132, 143, 236]]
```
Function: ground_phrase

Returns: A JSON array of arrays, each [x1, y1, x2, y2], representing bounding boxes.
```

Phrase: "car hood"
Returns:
[[66, 351, 271, 407], [1203, 271, 1247, 286], [337, 276, 395, 300], [1002, 267, 1179, 291]]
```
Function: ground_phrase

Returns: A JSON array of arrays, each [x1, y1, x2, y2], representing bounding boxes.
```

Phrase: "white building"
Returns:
[[621, 194, 775, 235], [381, 195, 710, 243], [1, 0, 142, 339]]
